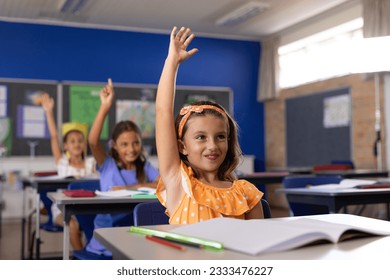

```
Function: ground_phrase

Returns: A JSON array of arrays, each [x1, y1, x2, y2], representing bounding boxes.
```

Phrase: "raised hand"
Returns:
[[40, 93, 54, 112], [168, 26, 198, 64], [100, 78, 115, 109]]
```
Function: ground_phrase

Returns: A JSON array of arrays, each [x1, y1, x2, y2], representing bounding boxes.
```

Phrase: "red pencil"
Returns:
[[145, 235, 187, 251]]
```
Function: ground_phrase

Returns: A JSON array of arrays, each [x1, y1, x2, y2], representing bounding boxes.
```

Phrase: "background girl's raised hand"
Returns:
[[168, 26, 198, 65], [100, 78, 115, 109], [40, 93, 54, 112]]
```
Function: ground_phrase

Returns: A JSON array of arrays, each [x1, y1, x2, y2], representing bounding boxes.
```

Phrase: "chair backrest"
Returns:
[[261, 198, 272, 219], [134, 200, 272, 224], [33, 171, 63, 231], [133, 201, 169, 226], [330, 160, 355, 169], [282, 175, 342, 216], [39, 189, 64, 232], [68, 180, 100, 243]]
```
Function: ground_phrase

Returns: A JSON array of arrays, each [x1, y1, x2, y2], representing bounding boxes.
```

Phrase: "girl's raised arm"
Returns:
[[156, 26, 198, 179], [41, 93, 62, 163], [156, 27, 198, 214], [88, 78, 114, 166]]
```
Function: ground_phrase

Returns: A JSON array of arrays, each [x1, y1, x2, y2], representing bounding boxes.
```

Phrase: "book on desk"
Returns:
[[307, 178, 390, 190], [131, 214, 390, 256]]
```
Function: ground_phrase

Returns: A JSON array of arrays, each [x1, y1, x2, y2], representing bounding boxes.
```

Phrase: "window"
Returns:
[[279, 18, 366, 89]]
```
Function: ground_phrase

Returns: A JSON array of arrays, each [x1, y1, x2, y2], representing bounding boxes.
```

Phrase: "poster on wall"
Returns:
[[0, 118, 11, 156], [116, 99, 156, 138], [16, 105, 47, 138], [70, 85, 109, 139], [0, 85, 7, 117], [323, 94, 350, 128]]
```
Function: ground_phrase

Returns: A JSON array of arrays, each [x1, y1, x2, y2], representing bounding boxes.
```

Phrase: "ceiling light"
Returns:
[[58, 0, 89, 14], [216, 1, 269, 26]]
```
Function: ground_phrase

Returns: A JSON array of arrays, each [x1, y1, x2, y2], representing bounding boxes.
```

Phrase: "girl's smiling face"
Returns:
[[180, 115, 228, 176], [113, 130, 142, 169], [64, 131, 86, 157]]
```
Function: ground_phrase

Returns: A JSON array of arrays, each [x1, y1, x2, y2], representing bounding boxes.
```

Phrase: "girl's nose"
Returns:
[[207, 139, 218, 150]]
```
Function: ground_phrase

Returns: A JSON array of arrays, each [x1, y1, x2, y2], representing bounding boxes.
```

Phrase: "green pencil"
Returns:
[[129, 226, 224, 251]]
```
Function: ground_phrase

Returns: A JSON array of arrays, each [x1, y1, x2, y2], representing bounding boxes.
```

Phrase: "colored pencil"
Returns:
[[130, 226, 224, 251], [145, 235, 186, 251]]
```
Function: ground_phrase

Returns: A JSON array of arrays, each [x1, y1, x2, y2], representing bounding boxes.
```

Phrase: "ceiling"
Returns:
[[0, 0, 356, 40]]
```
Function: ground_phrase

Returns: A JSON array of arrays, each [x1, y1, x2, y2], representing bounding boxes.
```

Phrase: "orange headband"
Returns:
[[178, 105, 228, 139]]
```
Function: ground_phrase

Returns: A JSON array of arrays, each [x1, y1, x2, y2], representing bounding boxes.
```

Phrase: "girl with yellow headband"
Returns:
[[41, 93, 96, 250], [155, 26, 264, 224]]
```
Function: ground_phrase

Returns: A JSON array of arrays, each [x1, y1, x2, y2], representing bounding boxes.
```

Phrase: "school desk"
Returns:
[[277, 187, 390, 220], [21, 176, 98, 259], [48, 192, 157, 260], [238, 172, 290, 185], [93, 218, 390, 260], [312, 169, 389, 178]]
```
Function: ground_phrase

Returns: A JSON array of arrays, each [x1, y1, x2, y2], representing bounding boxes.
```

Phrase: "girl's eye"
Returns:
[[217, 134, 226, 140], [195, 135, 205, 140]]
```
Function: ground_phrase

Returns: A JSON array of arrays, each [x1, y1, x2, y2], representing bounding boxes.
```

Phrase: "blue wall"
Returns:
[[0, 21, 265, 171]]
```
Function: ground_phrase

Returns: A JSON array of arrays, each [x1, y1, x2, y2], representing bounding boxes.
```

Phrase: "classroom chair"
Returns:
[[133, 201, 169, 226], [133, 199, 272, 226], [261, 198, 272, 219], [282, 175, 342, 216], [330, 160, 355, 169], [67, 180, 111, 260]]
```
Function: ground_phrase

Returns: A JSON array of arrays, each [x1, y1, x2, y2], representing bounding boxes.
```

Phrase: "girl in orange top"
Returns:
[[155, 26, 264, 224]]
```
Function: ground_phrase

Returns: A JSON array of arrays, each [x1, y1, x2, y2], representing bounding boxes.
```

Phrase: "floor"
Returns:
[[0, 216, 63, 260]]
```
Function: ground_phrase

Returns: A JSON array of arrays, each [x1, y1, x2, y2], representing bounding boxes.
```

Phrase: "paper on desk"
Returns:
[[307, 179, 376, 190], [95, 190, 144, 197]]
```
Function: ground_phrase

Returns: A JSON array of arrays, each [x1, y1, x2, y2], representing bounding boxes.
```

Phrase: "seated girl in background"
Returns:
[[41, 93, 97, 250], [155, 27, 264, 224], [87, 79, 159, 256]]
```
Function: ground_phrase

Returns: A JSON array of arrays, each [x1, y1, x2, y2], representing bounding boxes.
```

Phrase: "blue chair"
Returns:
[[67, 180, 111, 260], [133, 199, 272, 225], [282, 175, 342, 216], [261, 199, 272, 219], [133, 201, 169, 226], [331, 160, 355, 169]]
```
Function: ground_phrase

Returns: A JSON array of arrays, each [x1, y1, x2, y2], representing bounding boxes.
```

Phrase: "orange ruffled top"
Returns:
[[156, 163, 263, 224]]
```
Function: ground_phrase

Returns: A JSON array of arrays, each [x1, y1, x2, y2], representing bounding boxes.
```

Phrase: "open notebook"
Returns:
[[168, 214, 390, 255], [95, 187, 156, 197]]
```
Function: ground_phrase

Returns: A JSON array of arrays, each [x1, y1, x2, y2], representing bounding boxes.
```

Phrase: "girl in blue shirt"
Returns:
[[87, 79, 159, 256]]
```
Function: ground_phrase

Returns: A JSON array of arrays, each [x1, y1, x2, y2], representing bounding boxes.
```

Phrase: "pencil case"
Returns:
[[63, 189, 96, 197], [355, 183, 390, 189]]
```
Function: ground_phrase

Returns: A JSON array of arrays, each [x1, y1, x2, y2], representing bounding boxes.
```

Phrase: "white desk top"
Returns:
[[48, 192, 157, 205]]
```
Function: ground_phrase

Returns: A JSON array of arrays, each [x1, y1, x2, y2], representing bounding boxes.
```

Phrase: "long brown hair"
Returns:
[[109, 121, 147, 183], [175, 101, 241, 181]]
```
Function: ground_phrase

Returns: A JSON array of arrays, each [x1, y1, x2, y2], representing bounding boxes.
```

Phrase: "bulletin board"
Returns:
[[62, 82, 232, 156], [286, 87, 351, 167], [0, 79, 58, 156], [2, 78, 232, 157]]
